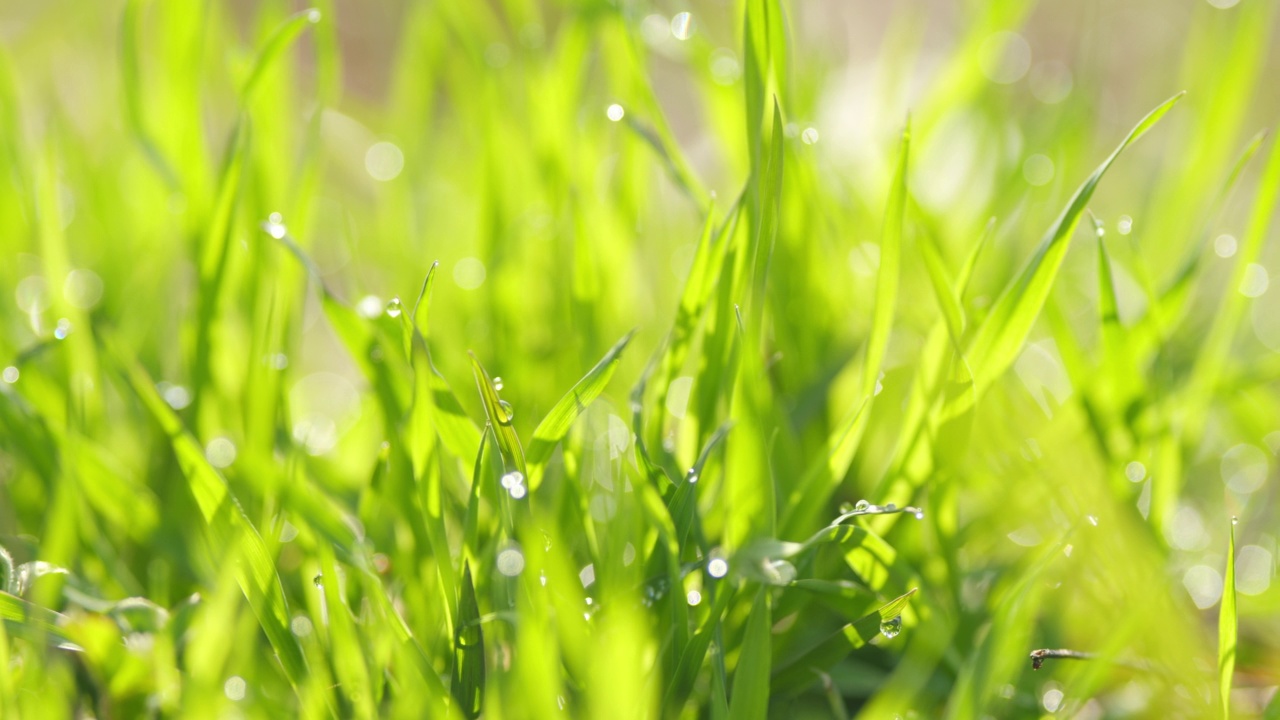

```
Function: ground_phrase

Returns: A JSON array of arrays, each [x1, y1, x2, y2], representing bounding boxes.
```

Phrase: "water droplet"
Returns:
[[1117, 215, 1133, 235], [365, 141, 405, 182], [306, 9, 321, 23], [707, 558, 728, 578], [1125, 461, 1146, 482], [205, 437, 237, 468], [542, 532, 552, 552], [854, 499, 870, 511], [885, 503, 897, 512], [493, 376, 504, 391], [509, 484, 527, 500], [264, 213, 287, 239], [579, 564, 595, 588], [1086, 515, 1099, 526], [313, 574, 324, 587], [606, 103, 625, 122], [914, 511, 925, 520], [670, 12, 694, 40], [801, 127, 819, 145], [501, 471, 524, 489], [685, 468, 698, 484], [539, 570, 548, 586], [356, 295, 383, 319], [224, 675, 247, 701], [585, 596, 593, 606], [556, 695, 566, 710], [839, 501, 855, 514], [1042, 688, 1064, 713], [2, 366, 18, 384], [874, 371, 885, 396], [497, 547, 525, 576], [499, 399, 514, 420], [1214, 234, 1238, 258], [291, 615, 313, 637], [879, 615, 902, 639], [687, 589, 702, 606], [1231, 516, 1239, 526], [385, 297, 402, 318], [54, 318, 72, 340]]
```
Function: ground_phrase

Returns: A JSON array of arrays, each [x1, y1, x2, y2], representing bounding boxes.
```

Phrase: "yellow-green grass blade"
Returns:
[[104, 334, 309, 691], [963, 92, 1183, 406], [1219, 518, 1237, 720]]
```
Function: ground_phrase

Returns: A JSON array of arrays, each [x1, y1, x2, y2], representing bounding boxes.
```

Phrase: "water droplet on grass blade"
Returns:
[[854, 499, 870, 511], [54, 318, 72, 340], [385, 297, 402, 318], [499, 399, 514, 420], [687, 589, 702, 606], [493, 376, 504, 391], [2, 367, 17, 384], [501, 471, 524, 489], [606, 104, 625, 122], [801, 127, 819, 145], [509, 484, 526, 500], [707, 558, 728, 578], [497, 547, 525, 576], [880, 616, 902, 639]]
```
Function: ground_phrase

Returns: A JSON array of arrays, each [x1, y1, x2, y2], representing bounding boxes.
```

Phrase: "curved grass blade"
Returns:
[[103, 334, 309, 690], [1219, 518, 1237, 719], [240, 9, 322, 106], [526, 330, 636, 486], [963, 92, 1184, 404]]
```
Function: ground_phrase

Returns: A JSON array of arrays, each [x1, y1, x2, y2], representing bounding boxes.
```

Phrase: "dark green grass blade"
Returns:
[[727, 589, 772, 720], [451, 563, 484, 719], [771, 588, 918, 694]]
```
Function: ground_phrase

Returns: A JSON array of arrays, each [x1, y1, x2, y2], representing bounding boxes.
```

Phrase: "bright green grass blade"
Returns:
[[920, 231, 965, 351], [469, 354, 526, 478], [318, 544, 375, 718], [240, 9, 322, 106], [771, 588, 918, 694], [120, 0, 178, 188], [963, 92, 1183, 402], [863, 121, 910, 395], [0, 591, 70, 644], [451, 562, 485, 719], [526, 329, 635, 486], [726, 589, 772, 720], [103, 334, 309, 690], [1219, 518, 1237, 720], [664, 585, 737, 713]]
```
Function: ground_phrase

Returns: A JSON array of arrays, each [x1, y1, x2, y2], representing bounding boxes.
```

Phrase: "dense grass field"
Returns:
[[2, 0, 1279, 717]]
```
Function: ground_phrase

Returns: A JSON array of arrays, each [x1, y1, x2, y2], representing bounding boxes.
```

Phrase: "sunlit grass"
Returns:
[[1, 0, 1278, 717]]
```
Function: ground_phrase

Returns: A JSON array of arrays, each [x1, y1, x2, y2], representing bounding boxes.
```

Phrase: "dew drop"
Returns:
[[509, 484, 527, 500], [686, 589, 702, 606], [1231, 516, 1239, 526], [501, 471, 524, 489], [2, 366, 18, 384], [839, 501, 855, 514], [914, 511, 925, 520], [707, 558, 728, 578], [854, 499, 870, 511], [54, 318, 72, 340], [885, 503, 897, 512], [606, 104, 625, 122], [499, 399, 514, 420], [385, 297, 402, 318], [670, 11, 694, 40], [1117, 215, 1133, 235], [686, 468, 698, 484], [879, 615, 902, 639], [493, 376, 504, 391]]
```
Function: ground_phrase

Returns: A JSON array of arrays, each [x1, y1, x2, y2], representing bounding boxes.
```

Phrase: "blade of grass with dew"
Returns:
[[961, 92, 1184, 407], [771, 588, 917, 694], [469, 353, 526, 478], [1219, 517, 1237, 720], [526, 329, 636, 487], [103, 334, 309, 691]]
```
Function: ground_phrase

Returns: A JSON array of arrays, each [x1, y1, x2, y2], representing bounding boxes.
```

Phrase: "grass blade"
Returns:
[[526, 330, 636, 486], [963, 92, 1184, 402], [451, 563, 485, 719], [1219, 518, 1237, 719], [727, 589, 772, 720]]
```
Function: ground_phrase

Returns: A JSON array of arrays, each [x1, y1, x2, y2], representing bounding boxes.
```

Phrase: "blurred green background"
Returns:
[[1, 0, 1279, 717]]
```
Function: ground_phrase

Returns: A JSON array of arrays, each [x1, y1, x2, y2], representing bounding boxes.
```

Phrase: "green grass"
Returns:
[[1, 0, 1279, 717]]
